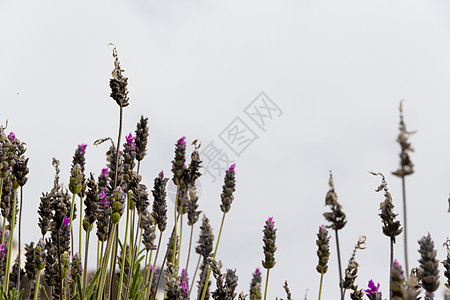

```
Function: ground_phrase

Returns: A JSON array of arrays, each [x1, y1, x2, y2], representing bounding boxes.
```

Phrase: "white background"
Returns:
[[2, 1, 450, 299]]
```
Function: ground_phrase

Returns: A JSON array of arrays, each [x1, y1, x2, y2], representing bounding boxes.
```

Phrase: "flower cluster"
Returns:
[[262, 217, 277, 270], [365, 280, 382, 300], [316, 225, 330, 274], [220, 164, 236, 213]]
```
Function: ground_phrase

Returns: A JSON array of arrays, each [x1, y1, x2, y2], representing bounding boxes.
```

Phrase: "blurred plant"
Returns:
[[316, 225, 330, 300]]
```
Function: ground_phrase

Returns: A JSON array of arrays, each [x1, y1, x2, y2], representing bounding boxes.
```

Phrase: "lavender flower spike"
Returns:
[[365, 280, 382, 300], [262, 217, 277, 269]]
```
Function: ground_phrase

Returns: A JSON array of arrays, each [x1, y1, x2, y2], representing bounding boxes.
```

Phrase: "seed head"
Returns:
[[220, 164, 236, 213], [109, 44, 129, 107], [316, 225, 330, 274], [262, 217, 277, 270], [135, 116, 149, 162], [418, 233, 439, 293], [392, 101, 415, 177]]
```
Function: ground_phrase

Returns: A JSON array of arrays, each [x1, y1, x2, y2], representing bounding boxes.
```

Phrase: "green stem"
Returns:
[[1, 217, 5, 245], [318, 271, 324, 300], [125, 213, 141, 300], [33, 271, 41, 300], [79, 195, 83, 258], [82, 226, 91, 300], [335, 229, 343, 300], [3, 185, 18, 290], [113, 106, 123, 189], [17, 186, 23, 290], [189, 255, 201, 296], [143, 250, 153, 300], [264, 268, 270, 300], [401, 176, 409, 273], [107, 228, 118, 298], [68, 192, 76, 257], [149, 231, 163, 300], [185, 224, 194, 273], [172, 185, 179, 265], [117, 195, 131, 300], [200, 212, 226, 300], [176, 214, 183, 273], [97, 224, 116, 300]]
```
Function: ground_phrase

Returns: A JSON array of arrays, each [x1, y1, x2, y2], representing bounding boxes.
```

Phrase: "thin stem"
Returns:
[[335, 229, 343, 299], [57, 227, 63, 300], [79, 195, 83, 259], [125, 214, 141, 300], [113, 106, 123, 189], [401, 176, 409, 274], [33, 271, 41, 300], [264, 268, 270, 300], [3, 186, 18, 290], [200, 212, 226, 300], [97, 224, 116, 300], [185, 224, 194, 272], [176, 214, 183, 272], [149, 231, 163, 300], [172, 185, 179, 265], [17, 186, 23, 290], [117, 195, 131, 300], [1, 217, 5, 245], [68, 192, 76, 258], [143, 250, 153, 300], [189, 255, 201, 295], [318, 271, 324, 300], [390, 238, 394, 300], [107, 228, 119, 299], [82, 226, 92, 300]]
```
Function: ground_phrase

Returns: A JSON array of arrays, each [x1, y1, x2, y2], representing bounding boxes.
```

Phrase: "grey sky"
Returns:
[[2, 1, 450, 299]]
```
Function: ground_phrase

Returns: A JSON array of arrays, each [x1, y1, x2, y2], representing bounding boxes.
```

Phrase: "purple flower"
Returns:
[[255, 268, 260, 274], [176, 137, 186, 149], [7, 132, 15, 141], [226, 163, 236, 174], [101, 168, 109, 178], [365, 280, 382, 300], [63, 217, 70, 227], [0, 244, 6, 260], [77, 144, 87, 155]]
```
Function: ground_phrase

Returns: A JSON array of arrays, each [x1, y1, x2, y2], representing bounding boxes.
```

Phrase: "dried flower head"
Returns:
[[316, 225, 330, 274], [152, 171, 168, 232], [34, 239, 46, 271], [187, 185, 201, 226], [323, 171, 346, 230], [418, 233, 440, 293], [70, 252, 83, 282], [392, 101, 415, 177], [171, 137, 187, 186], [140, 211, 157, 251], [12, 156, 29, 187], [135, 116, 149, 162], [262, 217, 277, 270], [187, 140, 202, 186], [340, 236, 366, 291], [109, 44, 129, 107], [443, 239, 450, 289], [371, 172, 402, 241], [220, 164, 236, 213], [196, 215, 214, 259], [84, 173, 100, 228]]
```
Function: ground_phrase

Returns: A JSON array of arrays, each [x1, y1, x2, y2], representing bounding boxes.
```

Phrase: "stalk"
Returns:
[[117, 195, 131, 300], [57, 227, 63, 300], [113, 106, 123, 189], [107, 228, 119, 298], [200, 212, 226, 300], [390, 238, 394, 300], [82, 225, 92, 300], [176, 214, 183, 271], [124, 214, 142, 300], [143, 250, 153, 300], [264, 268, 270, 300], [79, 196, 83, 260], [172, 185, 179, 265], [33, 271, 41, 300], [318, 271, 324, 300], [185, 224, 194, 272], [96, 224, 116, 300], [68, 192, 76, 257], [401, 176, 409, 273], [3, 185, 18, 290], [17, 186, 23, 290], [189, 255, 201, 295], [335, 229, 343, 299], [1, 217, 5, 245], [148, 232, 163, 300]]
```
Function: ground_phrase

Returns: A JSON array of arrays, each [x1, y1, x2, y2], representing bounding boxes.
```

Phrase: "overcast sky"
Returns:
[[2, 1, 450, 299]]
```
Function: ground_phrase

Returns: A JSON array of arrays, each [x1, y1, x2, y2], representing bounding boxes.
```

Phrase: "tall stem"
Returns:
[[97, 224, 116, 300], [117, 195, 131, 300], [143, 250, 153, 300], [401, 176, 409, 274], [107, 228, 119, 298], [79, 196, 83, 258], [17, 186, 23, 290], [189, 255, 201, 295], [185, 224, 194, 272], [176, 214, 183, 272], [3, 186, 17, 290], [390, 238, 394, 300], [318, 271, 324, 300], [113, 106, 123, 189], [57, 227, 63, 300], [200, 212, 226, 300], [82, 227, 91, 300], [334, 229, 343, 299], [33, 272, 41, 300], [172, 185, 179, 265], [68, 193, 76, 258], [263, 268, 270, 300], [149, 231, 163, 300]]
